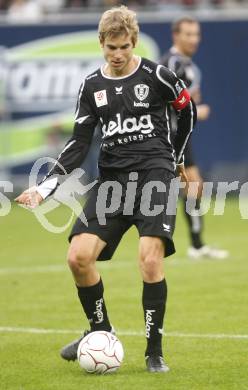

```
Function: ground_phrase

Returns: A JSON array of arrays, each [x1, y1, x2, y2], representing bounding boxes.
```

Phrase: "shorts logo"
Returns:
[[94, 89, 108, 107], [134, 84, 149, 101], [163, 223, 171, 232]]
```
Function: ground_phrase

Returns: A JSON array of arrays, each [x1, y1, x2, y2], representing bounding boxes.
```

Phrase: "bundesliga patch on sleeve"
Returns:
[[172, 89, 190, 110], [94, 89, 108, 107]]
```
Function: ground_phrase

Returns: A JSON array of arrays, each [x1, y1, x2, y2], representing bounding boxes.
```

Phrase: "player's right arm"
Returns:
[[15, 79, 98, 207]]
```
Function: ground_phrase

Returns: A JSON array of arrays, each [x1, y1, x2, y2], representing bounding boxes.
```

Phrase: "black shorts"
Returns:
[[184, 139, 196, 168], [69, 168, 176, 261]]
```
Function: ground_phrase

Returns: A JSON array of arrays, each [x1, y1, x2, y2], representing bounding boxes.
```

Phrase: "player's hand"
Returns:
[[14, 187, 44, 209], [197, 104, 210, 121], [176, 164, 188, 183]]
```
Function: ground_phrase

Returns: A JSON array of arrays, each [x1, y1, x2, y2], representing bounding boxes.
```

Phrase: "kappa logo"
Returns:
[[134, 84, 149, 101], [115, 86, 123, 95], [94, 89, 108, 107], [163, 223, 171, 232]]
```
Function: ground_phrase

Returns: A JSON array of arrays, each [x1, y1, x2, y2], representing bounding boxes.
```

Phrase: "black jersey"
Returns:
[[38, 57, 196, 199], [160, 47, 201, 93]]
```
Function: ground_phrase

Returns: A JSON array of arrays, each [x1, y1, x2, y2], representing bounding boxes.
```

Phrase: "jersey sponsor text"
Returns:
[[101, 113, 154, 138]]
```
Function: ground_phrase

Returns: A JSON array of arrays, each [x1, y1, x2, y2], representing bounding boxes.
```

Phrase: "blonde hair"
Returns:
[[98, 5, 139, 46]]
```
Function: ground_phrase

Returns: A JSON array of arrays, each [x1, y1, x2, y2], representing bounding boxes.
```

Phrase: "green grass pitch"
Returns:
[[0, 198, 247, 390]]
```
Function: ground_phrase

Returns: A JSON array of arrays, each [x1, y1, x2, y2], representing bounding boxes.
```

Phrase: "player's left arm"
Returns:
[[173, 97, 197, 165], [156, 65, 197, 165]]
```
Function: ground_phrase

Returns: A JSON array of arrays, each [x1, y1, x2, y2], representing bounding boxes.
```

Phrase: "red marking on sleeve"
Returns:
[[172, 89, 191, 110]]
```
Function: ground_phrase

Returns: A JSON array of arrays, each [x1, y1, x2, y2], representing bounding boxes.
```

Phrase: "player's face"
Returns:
[[101, 33, 135, 77], [174, 22, 201, 57]]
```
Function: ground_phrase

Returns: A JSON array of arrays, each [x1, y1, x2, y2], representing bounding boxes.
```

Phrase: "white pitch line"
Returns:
[[0, 263, 136, 275], [0, 265, 66, 275], [0, 259, 189, 275], [0, 264, 130, 275], [0, 327, 247, 340]]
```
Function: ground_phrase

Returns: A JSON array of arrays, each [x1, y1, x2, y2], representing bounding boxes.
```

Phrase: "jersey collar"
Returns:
[[100, 56, 141, 80]]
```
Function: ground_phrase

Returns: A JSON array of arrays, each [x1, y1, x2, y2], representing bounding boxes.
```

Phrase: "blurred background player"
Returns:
[[161, 17, 228, 259]]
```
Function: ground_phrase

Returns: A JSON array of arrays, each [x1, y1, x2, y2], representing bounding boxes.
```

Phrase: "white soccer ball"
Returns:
[[77, 331, 124, 374]]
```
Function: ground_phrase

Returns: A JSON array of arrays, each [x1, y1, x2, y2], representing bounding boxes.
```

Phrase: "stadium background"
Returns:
[[0, 3, 248, 390], [0, 4, 248, 188]]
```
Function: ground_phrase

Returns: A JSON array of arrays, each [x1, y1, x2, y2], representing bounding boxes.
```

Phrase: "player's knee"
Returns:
[[139, 239, 163, 263], [139, 254, 162, 279], [67, 245, 95, 274]]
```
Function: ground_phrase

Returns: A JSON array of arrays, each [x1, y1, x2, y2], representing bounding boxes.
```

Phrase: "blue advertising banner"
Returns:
[[0, 19, 247, 181]]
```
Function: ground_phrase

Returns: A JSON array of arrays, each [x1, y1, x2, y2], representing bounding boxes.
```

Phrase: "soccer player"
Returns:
[[161, 17, 228, 259], [15, 6, 196, 372]]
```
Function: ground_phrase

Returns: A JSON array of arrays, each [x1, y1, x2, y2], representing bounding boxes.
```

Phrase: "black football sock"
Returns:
[[183, 196, 204, 249], [142, 279, 167, 357], [77, 278, 111, 332]]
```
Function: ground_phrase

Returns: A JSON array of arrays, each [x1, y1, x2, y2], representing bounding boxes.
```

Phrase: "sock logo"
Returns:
[[94, 298, 104, 324], [145, 309, 155, 338]]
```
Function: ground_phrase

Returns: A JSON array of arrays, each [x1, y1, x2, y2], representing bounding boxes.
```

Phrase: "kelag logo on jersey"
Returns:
[[101, 113, 154, 138], [4, 31, 159, 113]]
